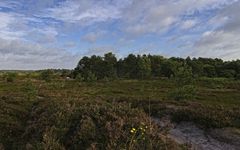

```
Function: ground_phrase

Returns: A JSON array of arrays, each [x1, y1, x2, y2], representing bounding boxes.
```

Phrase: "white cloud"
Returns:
[[81, 31, 105, 43], [180, 20, 198, 30], [46, 0, 122, 25], [121, 0, 235, 35], [0, 38, 79, 70], [0, 12, 26, 40], [1, 0, 240, 70], [64, 42, 77, 48], [190, 1, 240, 60], [0, 1, 21, 9]]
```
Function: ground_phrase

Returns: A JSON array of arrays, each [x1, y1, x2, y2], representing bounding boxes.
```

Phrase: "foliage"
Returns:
[[21, 100, 175, 149], [168, 85, 197, 101], [74, 53, 240, 80], [172, 104, 240, 128], [5, 72, 17, 83], [136, 55, 152, 79], [1, 71, 240, 149], [40, 70, 54, 82], [75, 73, 84, 82], [168, 66, 197, 101], [85, 71, 97, 82]]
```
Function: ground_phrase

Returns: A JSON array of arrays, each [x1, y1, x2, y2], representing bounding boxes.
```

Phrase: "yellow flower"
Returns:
[[130, 127, 137, 134]]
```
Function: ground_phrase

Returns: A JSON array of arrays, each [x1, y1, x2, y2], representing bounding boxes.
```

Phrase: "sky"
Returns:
[[0, 0, 240, 70]]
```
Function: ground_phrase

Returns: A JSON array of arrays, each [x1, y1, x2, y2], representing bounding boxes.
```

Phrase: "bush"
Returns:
[[75, 74, 84, 82], [168, 66, 197, 101], [168, 85, 197, 101], [172, 104, 240, 128], [40, 70, 53, 82], [24, 81, 37, 100], [85, 71, 97, 82], [22, 100, 178, 149], [236, 74, 240, 80], [5, 73, 17, 83]]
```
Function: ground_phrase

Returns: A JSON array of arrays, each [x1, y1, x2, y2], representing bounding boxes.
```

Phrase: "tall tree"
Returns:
[[103, 53, 117, 79], [136, 55, 152, 79]]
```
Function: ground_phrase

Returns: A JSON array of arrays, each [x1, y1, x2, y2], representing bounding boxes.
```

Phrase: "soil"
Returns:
[[153, 117, 240, 150]]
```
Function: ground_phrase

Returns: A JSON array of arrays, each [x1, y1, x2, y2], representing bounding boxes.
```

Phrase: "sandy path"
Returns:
[[153, 117, 240, 150]]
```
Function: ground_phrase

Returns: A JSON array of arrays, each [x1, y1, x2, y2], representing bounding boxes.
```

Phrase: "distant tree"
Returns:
[[74, 56, 103, 80], [40, 70, 53, 82], [148, 55, 164, 77], [136, 55, 152, 79], [168, 65, 197, 101], [161, 60, 179, 78], [123, 54, 138, 78], [174, 66, 194, 86], [73, 53, 240, 80], [85, 71, 97, 82], [236, 74, 240, 80], [60, 69, 71, 78], [103, 52, 117, 79], [203, 65, 216, 77], [218, 69, 236, 78], [116, 59, 125, 78], [186, 57, 204, 77], [89, 55, 104, 79], [75, 73, 84, 82]]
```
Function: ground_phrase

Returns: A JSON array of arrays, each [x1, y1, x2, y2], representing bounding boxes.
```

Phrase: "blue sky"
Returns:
[[0, 0, 240, 69]]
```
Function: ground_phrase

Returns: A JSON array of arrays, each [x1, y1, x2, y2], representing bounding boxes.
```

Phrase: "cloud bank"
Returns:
[[0, 0, 240, 69]]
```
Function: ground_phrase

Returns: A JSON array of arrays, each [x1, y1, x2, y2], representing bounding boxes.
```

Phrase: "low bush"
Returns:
[[22, 100, 178, 149], [5, 73, 17, 83], [168, 85, 197, 101], [172, 104, 240, 128]]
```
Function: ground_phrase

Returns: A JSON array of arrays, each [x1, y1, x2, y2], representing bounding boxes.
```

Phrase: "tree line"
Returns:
[[72, 53, 240, 80]]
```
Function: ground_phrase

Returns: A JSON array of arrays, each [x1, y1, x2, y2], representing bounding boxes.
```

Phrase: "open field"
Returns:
[[0, 75, 240, 149]]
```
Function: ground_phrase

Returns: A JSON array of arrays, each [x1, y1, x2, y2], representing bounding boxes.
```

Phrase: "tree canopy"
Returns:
[[73, 53, 240, 80]]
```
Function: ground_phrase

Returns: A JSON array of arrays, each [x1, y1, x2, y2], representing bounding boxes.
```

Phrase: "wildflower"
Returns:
[[130, 127, 136, 133]]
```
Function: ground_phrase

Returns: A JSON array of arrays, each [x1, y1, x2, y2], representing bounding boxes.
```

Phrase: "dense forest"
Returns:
[[72, 53, 240, 80]]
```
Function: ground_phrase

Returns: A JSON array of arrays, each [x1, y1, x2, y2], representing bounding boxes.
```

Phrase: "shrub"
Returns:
[[172, 104, 240, 128], [22, 100, 178, 149], [168, 66, 197, 101], [168, 85, 197, 101], [85, 71, 97, 82], [5, 73, 17, 83], [40, 70, 53, 82], [24, 81, 37, 100], [236, 74, 240, 80], [75, 73, 84, 82]]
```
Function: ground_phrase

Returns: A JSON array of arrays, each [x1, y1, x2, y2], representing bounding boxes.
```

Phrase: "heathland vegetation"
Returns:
[[0, 53, 240, 149]]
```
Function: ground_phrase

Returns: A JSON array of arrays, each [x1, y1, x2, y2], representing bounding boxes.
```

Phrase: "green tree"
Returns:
[[40, 70, 53, 82], [85, 71, 97, 82], [148, 55, 164, 77], [168, 65, 197, 101], [161, 60, 179, 78], [103, 52, 117, 79], [76, 73, 84, 82], [123, 54, 138, 78], [203, 65, 216, 77], [136, 55, 151, 79]]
